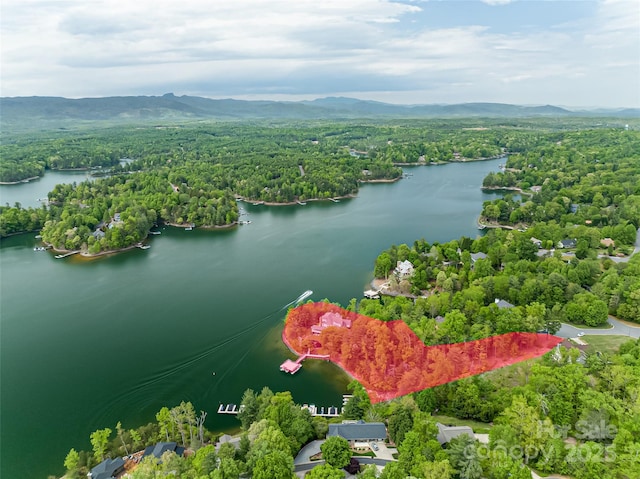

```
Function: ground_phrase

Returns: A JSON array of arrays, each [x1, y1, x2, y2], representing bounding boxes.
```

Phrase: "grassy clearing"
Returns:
[[583, 335, 631, 354], [432, 415, 492, 434]]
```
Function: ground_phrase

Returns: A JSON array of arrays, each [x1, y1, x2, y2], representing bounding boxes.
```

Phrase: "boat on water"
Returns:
[[296, 290, 313, 303]]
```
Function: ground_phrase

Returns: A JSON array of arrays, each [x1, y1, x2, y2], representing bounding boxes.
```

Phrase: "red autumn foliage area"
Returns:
[[283, 302, 563, 403]]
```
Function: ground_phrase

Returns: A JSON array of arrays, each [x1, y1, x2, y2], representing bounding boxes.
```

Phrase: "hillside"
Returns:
[[2, 94, 638, 132]]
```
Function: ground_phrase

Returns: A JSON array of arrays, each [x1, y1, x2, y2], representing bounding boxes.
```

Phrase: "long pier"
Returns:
[[54, 251, 80, 259], [280, 352, 330, 374]]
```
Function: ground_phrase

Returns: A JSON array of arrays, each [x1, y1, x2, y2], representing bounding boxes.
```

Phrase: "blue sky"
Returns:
[[1, 0, 638, 107]]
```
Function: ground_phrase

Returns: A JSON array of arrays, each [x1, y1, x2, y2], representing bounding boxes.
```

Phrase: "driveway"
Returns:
[[557, 317, 640, 339], [294, 440, 325, 465], [371, 442, 396, 461]]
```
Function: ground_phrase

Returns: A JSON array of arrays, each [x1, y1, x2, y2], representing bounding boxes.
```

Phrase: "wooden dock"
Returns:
[[280, 352, 330, 374], [54, 251, 79, 259], [217, 404, 244, 415], [363, 289, 380, 299], [217, 395, 351, 418]]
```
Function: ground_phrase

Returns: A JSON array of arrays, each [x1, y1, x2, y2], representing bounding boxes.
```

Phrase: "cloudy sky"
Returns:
[[1, 0, 638, 107]]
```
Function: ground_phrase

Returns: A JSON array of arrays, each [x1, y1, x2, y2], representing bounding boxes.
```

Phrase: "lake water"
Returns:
[[0, 170, 94, 208], [0, 159, 502, 478]]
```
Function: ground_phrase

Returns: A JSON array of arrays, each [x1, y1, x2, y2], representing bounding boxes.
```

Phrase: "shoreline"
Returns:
[[0, 176, 41, 185], [477, 217, 519, 230], [393, 154, 507, 167], [237, 193, 357, 206], [48, 221, 241, 257], [46, 243, 141, 259], [164, 221, 237, 230], [359, 177, 401, 184]]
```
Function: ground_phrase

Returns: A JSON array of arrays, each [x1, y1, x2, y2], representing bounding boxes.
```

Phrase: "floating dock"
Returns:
[[363, 290, 380, 299]]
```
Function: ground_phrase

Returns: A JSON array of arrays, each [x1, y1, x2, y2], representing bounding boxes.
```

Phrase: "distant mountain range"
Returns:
[[1, 93, 638, 125]]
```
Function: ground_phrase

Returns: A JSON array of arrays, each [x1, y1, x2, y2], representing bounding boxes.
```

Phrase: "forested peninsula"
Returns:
[[3, 119, 636, 256]]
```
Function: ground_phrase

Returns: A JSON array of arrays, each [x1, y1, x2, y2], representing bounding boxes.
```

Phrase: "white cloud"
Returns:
[[481, 0, 513, 5], [1, 0, 638, 107]]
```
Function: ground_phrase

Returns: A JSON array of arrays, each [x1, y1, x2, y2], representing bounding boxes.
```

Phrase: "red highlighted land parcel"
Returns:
[[283, 302, 562, 403]]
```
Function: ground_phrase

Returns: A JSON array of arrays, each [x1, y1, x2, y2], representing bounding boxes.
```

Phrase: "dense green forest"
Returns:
[[0, 123, 409, 252], [3, 118, 637, 478], [2, 120, 638, 256], [59, 336, 640, 479]]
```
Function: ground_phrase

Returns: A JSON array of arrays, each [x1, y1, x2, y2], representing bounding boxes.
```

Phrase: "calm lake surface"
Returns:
[[0, 159, 503, 478]]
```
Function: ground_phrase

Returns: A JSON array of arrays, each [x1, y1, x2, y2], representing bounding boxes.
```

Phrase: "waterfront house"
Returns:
[[142, 442, 185, 461], [394, 260, 414, 278], [89, 457, 125, 479], [216, 433, 241, 451], [311, 311, 352, 335], [328, 421, 387, 444]]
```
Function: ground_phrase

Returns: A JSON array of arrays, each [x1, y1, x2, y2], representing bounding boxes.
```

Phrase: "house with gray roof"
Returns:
[[89, 457, 125, 479], [328, 421, 387, 443], [494, 298, 514, 309], [470, 252, 487, 262], [216, 433, 241, 451], [558, 238, 577, 249], [530, 237, 542, 248], [142, 441, 185, 461], [436, 423, 474, 445], [469, 252, 488, 269]]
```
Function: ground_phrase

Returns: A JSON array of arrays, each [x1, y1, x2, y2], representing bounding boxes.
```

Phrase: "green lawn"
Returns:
[[432, 415, 492, 434], [582, 335, 631, 354]]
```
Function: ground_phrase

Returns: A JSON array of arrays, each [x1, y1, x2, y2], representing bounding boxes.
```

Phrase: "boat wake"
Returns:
[[93, 290, 314, 423], [285, 290, 313, 308]]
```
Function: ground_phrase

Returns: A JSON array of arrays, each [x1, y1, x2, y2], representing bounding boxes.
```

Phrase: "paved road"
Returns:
[[557, 316, 640, 339]]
